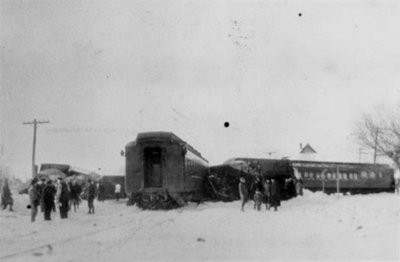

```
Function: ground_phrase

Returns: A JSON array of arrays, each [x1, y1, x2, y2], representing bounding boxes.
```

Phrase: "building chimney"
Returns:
[[300, 143, 303, 150]]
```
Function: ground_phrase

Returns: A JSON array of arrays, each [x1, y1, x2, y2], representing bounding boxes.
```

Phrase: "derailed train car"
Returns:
[[205, 158, 295, 202], [125, 132, 209, 209], [222, 158, 296, 199]]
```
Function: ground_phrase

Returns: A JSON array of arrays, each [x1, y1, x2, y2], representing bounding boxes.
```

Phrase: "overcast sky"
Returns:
[[1, 0, 400, 180]]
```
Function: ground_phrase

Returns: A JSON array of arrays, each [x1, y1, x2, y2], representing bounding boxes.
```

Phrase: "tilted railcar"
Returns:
[[222, 157, 296, 199], [125, 132, 208, 209], [291, 160, 394, 194]]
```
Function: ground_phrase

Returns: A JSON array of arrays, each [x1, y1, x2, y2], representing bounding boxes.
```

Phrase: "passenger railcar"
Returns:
[[125, 132, 208, 209], [291, 160, 394, 194]]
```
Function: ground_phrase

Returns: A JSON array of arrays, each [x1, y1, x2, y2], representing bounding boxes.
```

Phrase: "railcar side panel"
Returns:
[[125, 143, 142, 194], [184, 149, 208, 192], [292, 161, 394, 192], [165, 144, 184, 193]]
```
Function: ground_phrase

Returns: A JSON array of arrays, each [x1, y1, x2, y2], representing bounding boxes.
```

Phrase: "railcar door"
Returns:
[[144, 147, 163, 188]]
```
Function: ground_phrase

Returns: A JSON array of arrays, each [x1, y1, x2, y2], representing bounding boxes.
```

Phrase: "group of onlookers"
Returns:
[[25, 177, 123, 222], [28, 177, 97, 222], [239, 176, 303, 212]]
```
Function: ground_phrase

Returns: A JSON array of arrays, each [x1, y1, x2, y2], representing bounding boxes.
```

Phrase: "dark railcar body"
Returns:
[[224, 158, 295, 179], [125, 132, 208, 208], [101, 176, 127, 199], [291, 160, 394, 193], [222, 158, 296, 200]]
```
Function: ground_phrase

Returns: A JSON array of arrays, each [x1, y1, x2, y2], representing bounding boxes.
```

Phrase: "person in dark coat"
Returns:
[[253, 176, 264, 211], [270, 179, 281, 211], [97, 181, 106, 202], [238, 177, 248, 212], [56, 178, 70, 219], [285, 178, 297, 198], [37, 179, 45, 212], [1, 178, 14, 211], [42, 180, 56, 221], [69, 180, 82, 212], [28, 178, 40, 222], [264, 179, 272, 211], [86, 179, 96, 214]]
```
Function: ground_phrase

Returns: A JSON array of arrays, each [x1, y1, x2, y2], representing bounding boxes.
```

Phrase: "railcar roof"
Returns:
[[225, 158, 391, 169], [126, 131, 208, 162], [291, 159, 391, 169]]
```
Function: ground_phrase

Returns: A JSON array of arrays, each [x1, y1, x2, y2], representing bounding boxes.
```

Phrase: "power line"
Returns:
[[23, 119, 50, 178]]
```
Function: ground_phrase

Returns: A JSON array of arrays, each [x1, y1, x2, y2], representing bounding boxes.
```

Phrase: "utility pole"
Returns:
[[23, 119, 50, 178]]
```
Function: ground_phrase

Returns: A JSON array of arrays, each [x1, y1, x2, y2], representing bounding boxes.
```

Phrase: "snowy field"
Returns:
[[1, 190, 399, 262]]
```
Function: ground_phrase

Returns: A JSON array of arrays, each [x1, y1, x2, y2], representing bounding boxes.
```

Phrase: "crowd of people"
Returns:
[[24, 177, 122, 222], [239, 176, 304, 212]]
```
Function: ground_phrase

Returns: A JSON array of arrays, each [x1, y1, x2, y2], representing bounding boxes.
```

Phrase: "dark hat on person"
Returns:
[[31, 178, 38, 185]]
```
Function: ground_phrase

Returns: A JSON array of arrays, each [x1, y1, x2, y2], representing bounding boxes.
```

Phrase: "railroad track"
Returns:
[[0, 215, 146, 261]]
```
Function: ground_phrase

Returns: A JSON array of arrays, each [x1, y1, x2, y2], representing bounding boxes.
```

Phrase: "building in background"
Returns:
[[298, 143, 317, 161]]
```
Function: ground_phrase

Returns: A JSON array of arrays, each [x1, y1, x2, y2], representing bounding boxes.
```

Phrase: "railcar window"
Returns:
[[369, 172, 376, 179], [321, 173, 326, 180], [327, 173, 332, 179], [379, 173, 383, 179], [361, 171, 368, 179], [343, 173, 348, 180]]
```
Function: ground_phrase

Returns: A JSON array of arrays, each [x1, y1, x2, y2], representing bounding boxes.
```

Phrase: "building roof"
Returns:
[[300, 144, 317, 154]]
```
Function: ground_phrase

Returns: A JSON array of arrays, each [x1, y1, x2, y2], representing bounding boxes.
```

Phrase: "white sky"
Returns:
[[1, 0, 400, 180]]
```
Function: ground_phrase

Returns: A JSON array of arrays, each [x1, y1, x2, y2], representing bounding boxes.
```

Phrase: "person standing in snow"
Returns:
[[115, 183, 121, 201], [86, 179, 96, 214], [37, 179, 45, 212], [69, 180, 82, 212], [28, 178, 40, 222], [253, 176, 264, 211], [264, 179, 272, 211], [270, 179, 281, 211], [97, 180, 105, 202], [56, 178, 70, 219], [42, 180, 56, 220], [239, 177, 248, 212], [295, 178, 303, 196], [1, 178, 14, 211]]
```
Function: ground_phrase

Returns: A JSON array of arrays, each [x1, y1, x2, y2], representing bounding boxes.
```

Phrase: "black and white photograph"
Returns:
[[1, 0, 400, 261]]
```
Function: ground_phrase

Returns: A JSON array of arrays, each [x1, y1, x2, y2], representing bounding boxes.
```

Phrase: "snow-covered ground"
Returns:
[[1, 190, 399, 262]]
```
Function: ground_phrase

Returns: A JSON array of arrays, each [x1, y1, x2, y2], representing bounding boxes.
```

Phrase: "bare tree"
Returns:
[[355, 104, 400, 166]]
